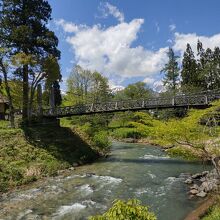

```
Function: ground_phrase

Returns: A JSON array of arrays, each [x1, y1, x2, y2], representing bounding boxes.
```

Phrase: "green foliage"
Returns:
[[111, 127, 141, 139], [66, 66, 111, 105], [89, 199, 157, 220], [61, 114, 111, 154], [162, 48, 180, 92], [110, 112, 158, 140], [109, 100, 220, 161], [93, 131, 111, 150], [0, 80, 23, 108], [113, 82, 153, 101], [181, 41, 220, 91], [0, 121, 99, 192], [202, 202, 220, 220], [181, 43, 199, 90], [167, 146, 199, 160], [0, 0, 61, 120]]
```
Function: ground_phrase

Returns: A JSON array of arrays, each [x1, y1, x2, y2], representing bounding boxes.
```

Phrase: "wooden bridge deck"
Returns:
[[41, 91, 220, 118]]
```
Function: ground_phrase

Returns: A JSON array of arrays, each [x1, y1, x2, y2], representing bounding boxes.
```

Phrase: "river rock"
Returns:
[[196, 191, 207, 198], [68, 167, 75, 171], [185, 178, 193, 184], [207, 169, 220, 179], [202, 171, 209, 176], [179, 173, 191, 178], [190, 189, 199, 195], [57, 169, 66, 174], [190, 184, 199, 190], [188, 194, 195, 199], [199, 180, 218, 192], [192, 173, 204, 179], [86, 173, 95, 177], [72, 163, 79, 167], [200, 177, 207, 182], [123, 138, 136, 143]]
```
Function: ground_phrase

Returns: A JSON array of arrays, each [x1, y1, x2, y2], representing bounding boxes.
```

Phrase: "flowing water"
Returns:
[[0, 142, 211, 220]]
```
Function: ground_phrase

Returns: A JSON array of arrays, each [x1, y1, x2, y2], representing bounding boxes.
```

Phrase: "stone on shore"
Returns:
[[190, 189, 199, 195], [185, 178, 193, 184], [196, 191, 207, 198]]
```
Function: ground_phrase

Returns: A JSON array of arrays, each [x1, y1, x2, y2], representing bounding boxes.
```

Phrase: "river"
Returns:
[[0, 142, 211, 220]]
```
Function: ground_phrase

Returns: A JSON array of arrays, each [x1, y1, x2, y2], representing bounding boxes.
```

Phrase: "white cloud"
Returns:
[[143, 77, 155, 85], [169, 24, 176, 32], [58, 19, 168, 80], [55, 19, 79, 33], [173, 32, 220, 56], [56, 6, 220, 93], [100, 2, 125, 23]]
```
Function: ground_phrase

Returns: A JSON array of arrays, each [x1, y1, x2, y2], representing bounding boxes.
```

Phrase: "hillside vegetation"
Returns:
[[0, 120, 102, 192]]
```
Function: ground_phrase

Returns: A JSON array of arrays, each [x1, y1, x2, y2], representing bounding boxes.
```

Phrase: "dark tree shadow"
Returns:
[[22, 123, 100, 165]]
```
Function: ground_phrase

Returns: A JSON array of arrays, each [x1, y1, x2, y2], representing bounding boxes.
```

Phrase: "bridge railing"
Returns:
[[41, 90, 220, 117]]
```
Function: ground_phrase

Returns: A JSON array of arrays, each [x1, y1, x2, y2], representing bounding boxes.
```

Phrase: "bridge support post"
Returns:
[[115, 102, 118, 109], [172, 98, 175, 106], [205, 95, 208, 105]]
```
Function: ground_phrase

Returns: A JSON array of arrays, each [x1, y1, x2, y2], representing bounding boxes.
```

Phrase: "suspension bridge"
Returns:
[[40, 90, 220, 118]]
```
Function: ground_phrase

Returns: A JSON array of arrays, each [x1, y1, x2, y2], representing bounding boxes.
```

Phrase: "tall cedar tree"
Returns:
[[197, 40, 220, 90], [161, 48, 179, 92], [52, 81, 62, 106], [0, 0, 60, 120], [181, 43, 198, 89], [213, 47, 220, 89]]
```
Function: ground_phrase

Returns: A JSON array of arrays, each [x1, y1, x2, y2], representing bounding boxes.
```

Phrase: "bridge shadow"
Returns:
[[22, 124, 100, 166], [104, 157, 205, 166]]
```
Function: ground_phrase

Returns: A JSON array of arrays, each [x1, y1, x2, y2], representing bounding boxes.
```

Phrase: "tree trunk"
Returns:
[[49, 85, 55, 114], [29, 84, 38, 119], [37, 84, 43, 116], [22, 65, 29, 121], [0, 59, 15, 128], [211, 156, 220, 178]]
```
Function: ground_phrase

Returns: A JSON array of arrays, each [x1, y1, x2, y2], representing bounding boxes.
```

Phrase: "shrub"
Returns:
[[93, 131, 111, 150], [112, 128, 142, 139], [202, 204, 220, 220], [167, 146, 200, 160], [89, 199, 157, 220]]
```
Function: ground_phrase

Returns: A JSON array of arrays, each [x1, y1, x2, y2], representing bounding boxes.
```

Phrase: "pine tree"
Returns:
[[0, 0, 60, 121], [181, 43, 199, 91], [53, 81, 62, 106], [161, 48, 179, 92], [213, 47, 220, 89]]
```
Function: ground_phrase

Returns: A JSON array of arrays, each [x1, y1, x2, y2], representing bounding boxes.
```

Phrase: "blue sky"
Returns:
[[48, 0, 220, 91]]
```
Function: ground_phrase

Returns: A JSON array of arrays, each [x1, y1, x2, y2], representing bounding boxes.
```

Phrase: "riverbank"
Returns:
[[114, 137, 220, 219], [0, 141, 211, 219], [0, 120, 103, 193], [184, 196, 218, 220]]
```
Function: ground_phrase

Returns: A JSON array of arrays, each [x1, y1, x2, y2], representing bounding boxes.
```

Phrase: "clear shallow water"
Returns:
[[0, 142, 211, 220]]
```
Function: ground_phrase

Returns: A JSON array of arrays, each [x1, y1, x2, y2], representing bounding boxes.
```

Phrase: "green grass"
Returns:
[[202, 202, 220, 220], [0, 120, 100, 192]]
